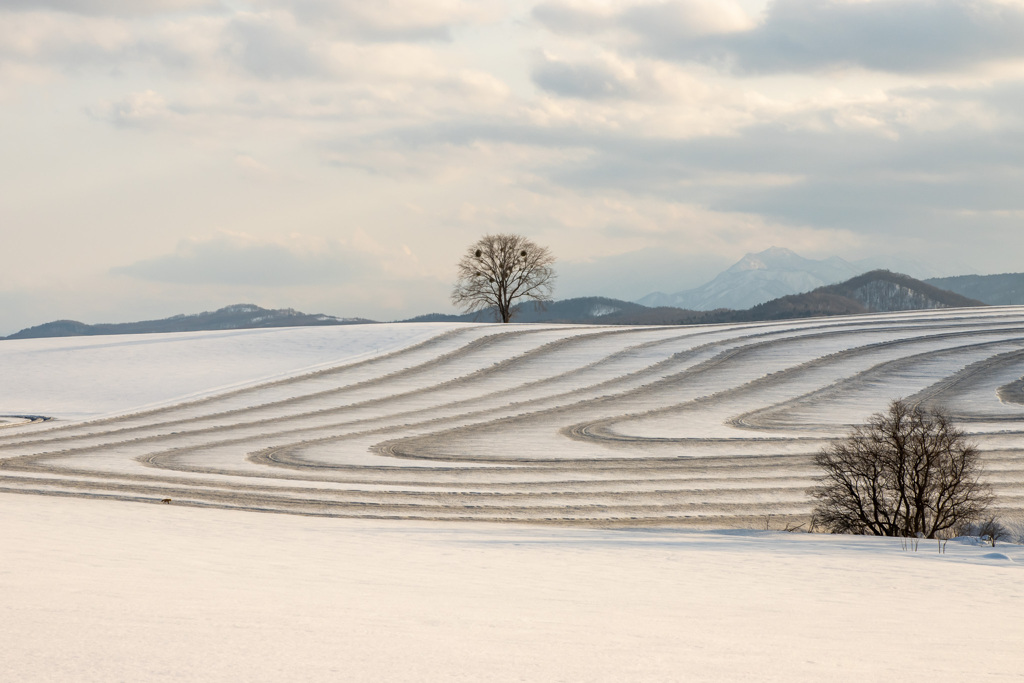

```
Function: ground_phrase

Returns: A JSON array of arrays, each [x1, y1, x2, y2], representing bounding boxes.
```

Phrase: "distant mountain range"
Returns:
[[631, 246, 985, 311], [638, 247, 863, 310], [1, 266, 997, 341], [407, 270, 984, 325], [748, 270, 982, 318], [925, 273, 1024, 306], [3, 304, 372, 340]]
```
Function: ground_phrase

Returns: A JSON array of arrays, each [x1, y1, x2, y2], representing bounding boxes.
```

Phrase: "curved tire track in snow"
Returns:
[[2, 308, 1024, 527]]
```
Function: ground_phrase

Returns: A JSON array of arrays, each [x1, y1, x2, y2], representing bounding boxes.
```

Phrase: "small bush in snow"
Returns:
[[976, 518, 1011, 546], [812, 399, 993, 539]]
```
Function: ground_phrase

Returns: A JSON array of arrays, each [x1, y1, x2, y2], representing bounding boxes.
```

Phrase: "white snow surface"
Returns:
[[2, 309, 1024, 525], [1, 493, 1021, 682], [4, 311, 1024, 679], [0, 323, 463, 419]]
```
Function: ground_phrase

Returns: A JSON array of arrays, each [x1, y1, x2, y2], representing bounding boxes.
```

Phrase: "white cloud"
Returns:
[[222, 11, 331, 80], [531, 52, 652, 100], [234, 153, 271, 174], [111, 232, 380, 286], [99, 89, 174, 127], [533, 0, 754, 38], [271, 0, 493, 42], [0, 0, 219, 16], [536, 0, 1024, 75], [2, 0, 1024, 333]]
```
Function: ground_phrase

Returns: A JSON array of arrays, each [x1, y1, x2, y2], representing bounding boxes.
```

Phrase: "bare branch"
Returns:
[[451, 233, 556, 323], [811, 399, 993, 539]]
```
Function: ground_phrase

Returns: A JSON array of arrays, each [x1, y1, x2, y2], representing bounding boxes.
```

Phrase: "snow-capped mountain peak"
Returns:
[[637, 247, 863, 311]]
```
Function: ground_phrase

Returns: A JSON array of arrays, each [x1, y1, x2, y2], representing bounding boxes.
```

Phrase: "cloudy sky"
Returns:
[[2, 0, 1023, 332]]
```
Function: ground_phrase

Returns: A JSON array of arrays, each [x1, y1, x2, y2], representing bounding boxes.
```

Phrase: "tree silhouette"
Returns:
[[812, 399, 992, 538], [451, 234, 556, 323]]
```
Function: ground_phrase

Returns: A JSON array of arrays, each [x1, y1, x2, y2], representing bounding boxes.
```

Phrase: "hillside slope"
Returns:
[[926, 272, 1024, 306], [414, 272, 981, 326], [3, 307, 1023, 531], [612, 271, 982, 324], [405, 297, 651, 323], [5, 304, 373, 340], [6, 273, 982, 340], [820, 270, 983, 311]]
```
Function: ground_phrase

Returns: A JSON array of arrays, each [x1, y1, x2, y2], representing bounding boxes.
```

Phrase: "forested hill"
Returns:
[[816, 270, 983, 311], [6, 272, 985, 340], [4, 304, 374, 340], [408, 271, 985, 326], [926, 272, 1024, 306]]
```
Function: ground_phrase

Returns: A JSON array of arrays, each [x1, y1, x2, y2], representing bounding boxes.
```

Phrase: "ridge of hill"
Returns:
[[4, 304, 374, 340], [707, 270, 983, 323], [409, 271, 985, 326], [4, 272, 984, 340], [817, 269, 983, 311], [403, 297, 650, 324], [925, 272, 1024, 306]]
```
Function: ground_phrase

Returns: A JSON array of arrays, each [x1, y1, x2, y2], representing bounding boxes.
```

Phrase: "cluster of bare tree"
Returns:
[[813, 400, 993, 539]]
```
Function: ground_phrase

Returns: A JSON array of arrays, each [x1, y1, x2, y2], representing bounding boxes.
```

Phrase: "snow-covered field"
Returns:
[[2, 310, 1023, 680], [3, 308, 1024, 527], [2, 493, 1021, 682], [0, 323, 459, 420]]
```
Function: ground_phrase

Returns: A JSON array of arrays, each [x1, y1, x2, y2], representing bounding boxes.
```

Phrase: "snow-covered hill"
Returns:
[[638, 247, 864, 310], [0, 323, 457, 420], [4, 493, 1021, 682], [4, 311, 1023, 681], [2, 307, 1022, 528], [4, 303, 374, 340]]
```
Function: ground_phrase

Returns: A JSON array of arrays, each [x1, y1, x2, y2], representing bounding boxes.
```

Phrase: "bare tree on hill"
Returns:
[[451, 234, 556, 323]]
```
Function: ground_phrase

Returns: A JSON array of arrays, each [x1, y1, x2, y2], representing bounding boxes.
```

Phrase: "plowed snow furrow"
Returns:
[[2, 308, 1024, 526]]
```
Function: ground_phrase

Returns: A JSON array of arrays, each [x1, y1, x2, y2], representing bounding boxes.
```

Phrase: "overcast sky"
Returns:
[[2, 0, 1023, 333]]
